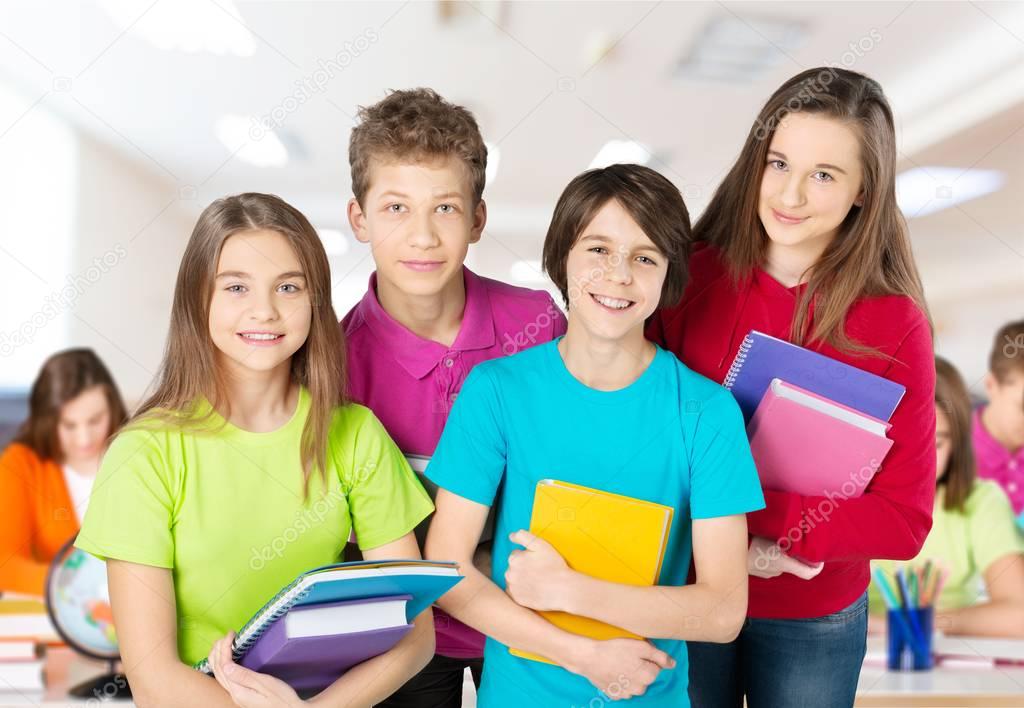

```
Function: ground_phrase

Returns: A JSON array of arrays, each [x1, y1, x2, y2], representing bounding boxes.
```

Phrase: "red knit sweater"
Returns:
[[648, 245, 935, 619]]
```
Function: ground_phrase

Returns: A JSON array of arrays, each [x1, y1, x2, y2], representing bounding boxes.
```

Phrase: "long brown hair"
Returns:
[[695, 67, 929, 353], [935, 356, 976, 512], [133, 193, 347, 495], [14, 348, 127, 463]]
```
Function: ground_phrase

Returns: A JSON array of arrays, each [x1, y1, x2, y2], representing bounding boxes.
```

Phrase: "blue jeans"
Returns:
[[687, 592, 867, 708]]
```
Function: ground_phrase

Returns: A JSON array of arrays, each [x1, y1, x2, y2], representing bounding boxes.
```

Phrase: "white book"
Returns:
[[0, 659, 44, 691], [0, 642, 36, 661], [285, 596, 409, 638]]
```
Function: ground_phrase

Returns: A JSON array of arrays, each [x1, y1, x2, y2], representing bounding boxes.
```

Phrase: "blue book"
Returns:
[[194, 559, 462, 676], [724, 330, 906, 423]]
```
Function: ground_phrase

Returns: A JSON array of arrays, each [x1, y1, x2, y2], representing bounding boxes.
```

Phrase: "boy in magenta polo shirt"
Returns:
[[974, 319, 1024, 513], [340, 88, 566, 707]]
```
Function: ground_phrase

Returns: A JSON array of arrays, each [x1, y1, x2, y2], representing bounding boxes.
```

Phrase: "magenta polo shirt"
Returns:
[[973, 406, 1024, 515], [341, 266, 567, 658]]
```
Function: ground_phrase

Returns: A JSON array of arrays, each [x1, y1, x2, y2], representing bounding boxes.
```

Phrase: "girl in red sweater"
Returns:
[[649, 68, 935, 707]]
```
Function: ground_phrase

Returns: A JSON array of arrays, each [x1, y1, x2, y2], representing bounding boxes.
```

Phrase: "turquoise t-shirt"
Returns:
[[426, 339, 765, 707]]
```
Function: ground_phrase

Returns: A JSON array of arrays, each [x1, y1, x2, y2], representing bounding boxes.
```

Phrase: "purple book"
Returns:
[[239, 594, 413, 692]]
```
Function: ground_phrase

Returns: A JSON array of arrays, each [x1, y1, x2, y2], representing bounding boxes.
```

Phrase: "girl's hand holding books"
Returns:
[[748, 536, 824, 580], [208, 631, 304, 708]]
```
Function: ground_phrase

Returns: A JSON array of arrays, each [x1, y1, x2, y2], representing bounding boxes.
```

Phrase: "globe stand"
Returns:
[[46, 538, 131, 702], [67, 662, 132, 700]]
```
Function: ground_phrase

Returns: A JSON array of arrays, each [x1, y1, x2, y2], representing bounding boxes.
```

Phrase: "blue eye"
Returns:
[[387, 204, 406, 213], [813, 171, 834, 183], [436, 204, 456, 214]]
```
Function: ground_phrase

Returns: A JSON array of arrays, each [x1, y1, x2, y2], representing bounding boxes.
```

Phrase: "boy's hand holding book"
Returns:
[[504, 529, 576, 612], [562, 635, 677, 700], [505, 530, 677, 698]]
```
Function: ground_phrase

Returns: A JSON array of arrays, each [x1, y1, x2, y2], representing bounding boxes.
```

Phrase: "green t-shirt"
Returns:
[[871, 480, 1024, 612], [75, 387, 433, 665]]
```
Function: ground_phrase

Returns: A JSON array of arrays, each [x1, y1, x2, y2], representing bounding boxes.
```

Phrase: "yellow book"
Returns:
[[509, 479, 674, 663]]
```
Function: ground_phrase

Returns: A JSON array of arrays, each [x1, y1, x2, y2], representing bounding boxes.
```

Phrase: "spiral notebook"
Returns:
[[724, 330, 906, 423], [193, 559, 461, 683]]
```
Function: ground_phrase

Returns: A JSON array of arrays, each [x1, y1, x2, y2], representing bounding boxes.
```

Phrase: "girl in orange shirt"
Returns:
[[0, 348, 126, 596]]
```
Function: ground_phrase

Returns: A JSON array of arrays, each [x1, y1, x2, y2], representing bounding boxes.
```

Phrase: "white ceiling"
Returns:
[[1, 0, 1022, 303]]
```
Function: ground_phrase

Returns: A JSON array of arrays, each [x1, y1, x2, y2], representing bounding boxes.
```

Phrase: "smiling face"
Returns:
[[208, 229, 312, 380], [56, 385, 111, 464], [564, 199, 667, 343], [348, 156, 486, 300], [758, 112, 865, 259]]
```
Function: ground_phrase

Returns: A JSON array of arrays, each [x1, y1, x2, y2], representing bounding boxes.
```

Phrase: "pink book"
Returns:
[[747, 378, 894, 498]]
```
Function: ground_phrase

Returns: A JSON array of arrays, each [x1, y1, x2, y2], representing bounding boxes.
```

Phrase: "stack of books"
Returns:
[[195, 560, 462, 692], [725, 331, 906, 497], [0, 598, 60, 692]]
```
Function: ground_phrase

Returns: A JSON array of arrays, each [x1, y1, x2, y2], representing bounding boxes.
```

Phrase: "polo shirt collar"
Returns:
[[355, 266, 496, 380], [974, 405, 1011, 463]]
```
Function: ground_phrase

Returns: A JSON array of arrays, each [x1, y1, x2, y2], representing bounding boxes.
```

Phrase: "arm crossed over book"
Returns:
[[198, 559, 462, 695]]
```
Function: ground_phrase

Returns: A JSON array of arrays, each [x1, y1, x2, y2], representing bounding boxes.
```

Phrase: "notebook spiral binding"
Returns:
[[194, 582, 313, 674], [234, 584, 314, 656], [723, 334, 754, 390]]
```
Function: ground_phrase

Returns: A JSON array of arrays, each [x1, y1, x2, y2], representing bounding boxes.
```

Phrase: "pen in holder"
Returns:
[[872, 562, 946, 673], [886, 606, 933, 671]]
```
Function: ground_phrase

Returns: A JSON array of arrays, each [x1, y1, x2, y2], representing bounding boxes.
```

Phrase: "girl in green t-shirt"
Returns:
[[870, 357, 1024, 638], [76, 193, 435, 706]]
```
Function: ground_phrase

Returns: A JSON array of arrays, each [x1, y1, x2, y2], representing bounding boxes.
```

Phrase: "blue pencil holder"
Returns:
[[886, 606, 934, 671]]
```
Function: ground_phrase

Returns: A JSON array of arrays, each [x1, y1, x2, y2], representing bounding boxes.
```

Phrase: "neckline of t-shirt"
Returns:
[[201, 385, 310, 445], [545, 336, 665, 405]]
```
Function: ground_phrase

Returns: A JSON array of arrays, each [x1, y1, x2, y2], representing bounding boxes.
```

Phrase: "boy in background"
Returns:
[[974, 319, 1024, 513]]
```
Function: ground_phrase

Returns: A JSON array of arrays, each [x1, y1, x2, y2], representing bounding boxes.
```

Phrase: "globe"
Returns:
[[45, 537, 120, 660]]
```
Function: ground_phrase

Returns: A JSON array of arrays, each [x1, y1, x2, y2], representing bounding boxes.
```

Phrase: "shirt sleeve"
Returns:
[[0, 445, 51, 595], [342, 408, 434, 551], [969, 482, 1024, 574], [687, 388, 766, 519], [74, 427, 176, 568], [746, 318, 936, 563], [425, 366, 507, 507]]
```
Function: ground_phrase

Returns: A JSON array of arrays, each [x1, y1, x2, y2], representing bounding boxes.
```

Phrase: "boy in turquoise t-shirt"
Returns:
[[425, 165, 765, 706]]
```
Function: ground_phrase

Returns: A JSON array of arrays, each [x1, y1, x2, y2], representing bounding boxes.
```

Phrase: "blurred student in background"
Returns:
[[0, 348, 127, 596], [871, 357, 1024, 638], [974, 319, 1024, 514]]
